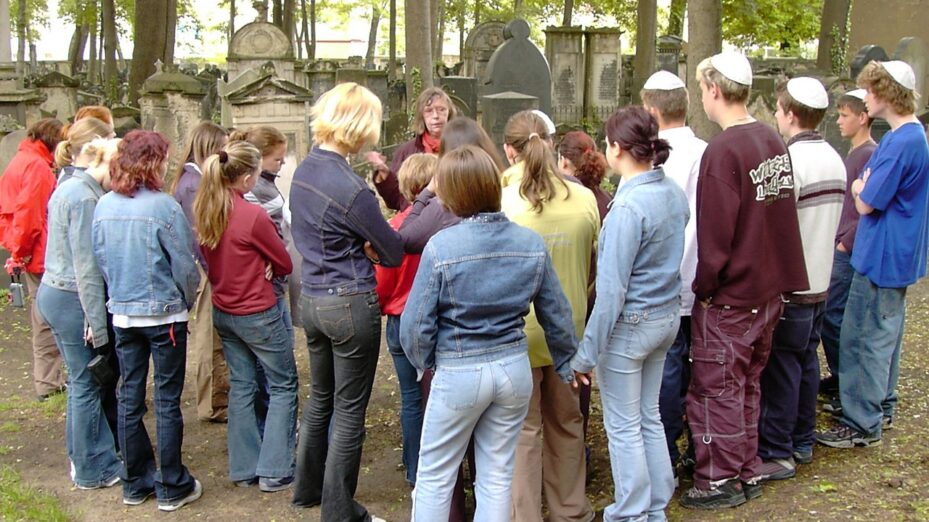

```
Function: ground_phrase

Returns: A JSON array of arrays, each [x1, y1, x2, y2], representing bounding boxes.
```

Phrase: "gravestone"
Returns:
[[32, 71, 78, 122], [484, 19, 552, 115], [226, 21, 298, 87], [0, 129, 26, 174], [138, 66, 207, 177], [0, 63, 45, 127], [463, 21, 507, 89], [439, 76, 478, 118], [335, 67, 368, 86], [894, 36, 929, 107], [850, 45, 889, 80], [585, 28, 622, 122], [657, 35, 684, 76], [545, 26, 585, 124], [480, 91, 539, 159], [304, 60, 338, 100], [367, 70, 390, 114], [226, 73, 313, 158]]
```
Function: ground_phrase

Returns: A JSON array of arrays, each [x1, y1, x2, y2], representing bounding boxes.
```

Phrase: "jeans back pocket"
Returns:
[[315, 302, 355, 345], [434, 366, 483, 411]]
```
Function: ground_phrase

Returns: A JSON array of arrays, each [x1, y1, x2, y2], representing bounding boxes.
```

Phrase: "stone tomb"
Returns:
[[226, 71, 313, 159], [32, 71, 78, 122], [463, 21, 507, 91], [439, 76, 478, 118], [138, 64, 207, 177], [584, 28, 622, 122], [484, 19, 552, 115]]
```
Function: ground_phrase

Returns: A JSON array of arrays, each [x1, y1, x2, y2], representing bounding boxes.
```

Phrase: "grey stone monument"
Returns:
[[138, 66, 207, 176], [545, 26, 585, 124], [585, 28, 622, 121], [463, 21, 507, 89], [480, 91, 539, 159], [484, 19, 552, 115], [894, 36, 929, 107], [657, 35, 684, 76], [850, 45, 889, 80], [439, 76, 478, 118]]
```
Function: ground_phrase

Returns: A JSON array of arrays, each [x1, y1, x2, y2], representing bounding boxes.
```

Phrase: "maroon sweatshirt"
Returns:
[[694, 121, 809, 307], [202, 191, 293, 315]]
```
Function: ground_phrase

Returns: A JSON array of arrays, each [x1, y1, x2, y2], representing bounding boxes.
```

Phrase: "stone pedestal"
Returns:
[[139, 69, 206, 177], [480, 91, 538, 159], [0, 63, 45, 128], [545, 27, 585, 124], [32, 71, 79, 123]]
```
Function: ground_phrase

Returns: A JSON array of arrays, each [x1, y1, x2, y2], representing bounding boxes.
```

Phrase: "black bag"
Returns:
[[87, 343, 117, 388]]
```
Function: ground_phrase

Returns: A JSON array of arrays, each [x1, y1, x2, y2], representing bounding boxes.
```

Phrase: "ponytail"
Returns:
[[652, 137, 672, 167], [559, 130, 607, 191], [193, 141, 261, 249], [53, 117, 113, 169], [54, 140, 74, 168], [504, 110, 566, 212]]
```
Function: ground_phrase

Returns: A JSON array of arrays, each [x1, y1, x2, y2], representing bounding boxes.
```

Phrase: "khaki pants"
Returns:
[[190, 264, 229, 421], [24, 273, 66, 396], [511, 365, 594, 522]]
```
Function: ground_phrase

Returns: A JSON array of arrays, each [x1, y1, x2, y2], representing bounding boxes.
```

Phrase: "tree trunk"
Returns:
[[282, 0, 295, 48], [88, 6, 98, 83], [103, 0, 118, 103], [816, 0, 852, 73], [272, 0, 282, 26], [434, 0, 444, 65], [430, 0, 439, 62], [668, 0, 685, 37], [514, 0, 523, 17], [309, 0, 316, 60], [300, 0, 311, 59], [365, 6, 380, 70], [68, 24, 88, 75], [686, 0, 722, 140], [128, 0, 178, 106], [562, 0, 573, 26], [474, 0, 480, 24], [457, 10, 465, 64], [0, 0, 11, 62], [405, 0, 433, 102], [634, 0, 657, 79], [388, 0, 396, 81], [15, 0, 25, 77], [229, 0, 236, 43]]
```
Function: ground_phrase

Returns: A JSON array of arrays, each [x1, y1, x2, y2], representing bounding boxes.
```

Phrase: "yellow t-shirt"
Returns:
[[501, 164, 600, 368]]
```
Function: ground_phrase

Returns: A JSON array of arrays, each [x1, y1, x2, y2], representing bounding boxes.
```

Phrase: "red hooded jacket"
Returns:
[[0, 139, 57, 274]]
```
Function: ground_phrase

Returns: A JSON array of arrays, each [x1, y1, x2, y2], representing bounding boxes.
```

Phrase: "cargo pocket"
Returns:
[[689, 341, 729, 397]]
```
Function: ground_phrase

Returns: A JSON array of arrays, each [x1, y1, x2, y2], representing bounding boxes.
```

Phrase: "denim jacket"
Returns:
[[400, 212, 578, 382], [92, 187, 200, 317], [572, 168, 688, 373], [43, 169, 109, 347]]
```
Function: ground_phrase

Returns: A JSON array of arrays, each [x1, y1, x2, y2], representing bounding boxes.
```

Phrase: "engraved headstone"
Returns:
[[585, 28, 622, 122], [463, 21, 506, 87], [545, 26, 585, 124], [439, 76, 478, 118], [657, 35, 684, 75], [484, 19, 552, 115], [480, 91, 539, 159]]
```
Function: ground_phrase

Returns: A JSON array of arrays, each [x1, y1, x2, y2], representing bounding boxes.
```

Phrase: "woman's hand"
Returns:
[[572, 371, 593, 388], [364, 241, 381, 264], [84, 325, 94, 344], [365, 151, 389, 183], [265, 262, 274, 281]]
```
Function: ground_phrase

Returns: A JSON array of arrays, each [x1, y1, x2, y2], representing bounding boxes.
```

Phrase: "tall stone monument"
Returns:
[[484, 19, 553, 115]]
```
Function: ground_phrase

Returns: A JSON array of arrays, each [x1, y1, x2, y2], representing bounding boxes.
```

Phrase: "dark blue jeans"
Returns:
[[386, 314, 424, 485], [759, 301, 824, 459], [114, 323, 196, 503], [293, 291, 381, 522], [658, 317, 691, 464], [821, 248, 853, 378]]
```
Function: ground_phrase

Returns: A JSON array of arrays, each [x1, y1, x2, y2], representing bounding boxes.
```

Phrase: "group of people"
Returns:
[[0, 47, 926, 522]]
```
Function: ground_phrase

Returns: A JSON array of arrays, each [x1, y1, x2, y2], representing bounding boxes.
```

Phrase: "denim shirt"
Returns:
[[290, 146, 403, 297], [572, 168, 688, 373], [400, 212, 578, 382], [43, 169, 109, 347], [92, 187, 200, 317]]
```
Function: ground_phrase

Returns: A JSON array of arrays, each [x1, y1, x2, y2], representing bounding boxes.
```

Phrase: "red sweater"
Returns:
[[0, 139, 57, 274], [202, 192, 293, 315], [375, 207, 422, 315], [694, 122, 808, 307]]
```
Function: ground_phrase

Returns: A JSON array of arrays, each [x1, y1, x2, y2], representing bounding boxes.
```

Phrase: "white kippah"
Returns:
[[845, 88, 867, 100], [879, 60, 917, 91], [786, 77, 829, 109], [531, 110, 556, 136], [643, 70, 686, 91], [710, 51, 753, 86]]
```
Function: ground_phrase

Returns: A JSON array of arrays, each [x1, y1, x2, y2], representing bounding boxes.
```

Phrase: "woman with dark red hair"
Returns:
[[92, 130, 203, 512], [557, 130, 612, 222]]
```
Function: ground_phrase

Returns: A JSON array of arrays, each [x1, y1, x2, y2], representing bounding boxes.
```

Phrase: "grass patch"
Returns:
[[0, 423, 20, 433], [0, 393, 67, 420], [0, 466, 70, 521]]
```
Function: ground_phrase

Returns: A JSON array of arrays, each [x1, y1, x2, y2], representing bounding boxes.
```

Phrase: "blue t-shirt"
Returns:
[[851, 122, 929, 287]]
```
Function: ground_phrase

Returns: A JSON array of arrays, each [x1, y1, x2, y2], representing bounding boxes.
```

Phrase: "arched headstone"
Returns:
[[894, 36, 929, 106], [228, 22, 293, 60], [463, 21, 507, 84], [484, 19, 553, 115], [849, 45, 889, 80]]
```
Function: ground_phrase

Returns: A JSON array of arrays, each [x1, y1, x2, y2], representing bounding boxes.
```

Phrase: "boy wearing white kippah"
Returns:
[[639, 70, 707, 481], [681, 51, 808, 510], [817, 60, 929, 449], [757, 77, 846, 481]]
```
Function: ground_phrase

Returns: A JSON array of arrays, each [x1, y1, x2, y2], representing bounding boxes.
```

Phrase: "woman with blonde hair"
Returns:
[[55, 117, 114, 185], [194, 140, 297, 492], [290, 82, 402, 522]]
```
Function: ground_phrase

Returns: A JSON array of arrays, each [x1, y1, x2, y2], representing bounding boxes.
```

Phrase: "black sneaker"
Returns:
[[816, 424, 880, 448], [792, 448, 813, 465], [822, 397, 842, 415], [741, 479, 762, 500], [680, 480, 747, 509], [818, 375, 838, 396]]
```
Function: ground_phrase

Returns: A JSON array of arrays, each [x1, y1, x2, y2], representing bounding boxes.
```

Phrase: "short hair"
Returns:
[[109, 130, 170, 196], [640, 88, 689, 122], [229, 125, 287, 156], [74, 105, 114, 126], [310, 82, 382, 151], [435, 145, 501, 217], [398, 153, 437, 202], [696, 57, 751, 104], [836, 94, 873, 127], [54, 117, 113, 168], [857, 61, 918, 115], [27, 118, 64, 155], [411, 87, 458, 136], [775, 81, 827, 130]]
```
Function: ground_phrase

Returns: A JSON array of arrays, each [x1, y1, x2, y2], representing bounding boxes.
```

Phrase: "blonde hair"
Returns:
[[310, 82, 382, 151], [857, 61, 918, 115], [83, 137, 121, 183], [504, 110, 567, 213], [640, 88, 689, 122], [696, 57, 751, 103], [229, 125, 287, 156], [193, 141, 262, 249], [54, 117, 113, 168], [169, 121, 228, 195], [398, 153, 438, 202]]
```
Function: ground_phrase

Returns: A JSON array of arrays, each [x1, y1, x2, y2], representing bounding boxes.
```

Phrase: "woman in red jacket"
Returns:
[[0, 118, 67, 400]]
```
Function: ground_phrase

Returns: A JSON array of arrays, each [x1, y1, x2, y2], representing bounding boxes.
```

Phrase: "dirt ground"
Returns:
[[1, 282, 928, 521]]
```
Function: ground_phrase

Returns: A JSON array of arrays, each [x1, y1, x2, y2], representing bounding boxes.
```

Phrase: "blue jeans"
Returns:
[[293, 291, 382, 522], [213, 305, 298, 482], [759, 301, 824, 459], [821, 248, 853, 377], [413, 351, 533, 522], [838, 272, 905, 436], [658, 317, 691, 465], [598, 310, 678, 522], [386, 314, 423, 485], [114, 323, 196, 503], [36, 284, 121, 488]]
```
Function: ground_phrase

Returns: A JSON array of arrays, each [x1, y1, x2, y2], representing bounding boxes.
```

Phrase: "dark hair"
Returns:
[[775, 82, 827, 130], [435, 145, 501, 217], [109, 130, 170, 196], [438, 117, 505, 170], [558, 131, 608, 191], [504, 110, 567, 212], [837, 94, 873, 127], [604, 106, 671, 167], [27, 118, 64, 155]]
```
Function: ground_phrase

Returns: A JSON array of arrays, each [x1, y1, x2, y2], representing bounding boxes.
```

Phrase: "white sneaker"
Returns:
[[158, 479, 203, 512], [371, 517, 387, 522], [76, 474, 120, 490]]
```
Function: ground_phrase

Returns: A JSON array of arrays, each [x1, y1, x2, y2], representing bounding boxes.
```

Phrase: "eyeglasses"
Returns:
[[424, 106, 449, 117]]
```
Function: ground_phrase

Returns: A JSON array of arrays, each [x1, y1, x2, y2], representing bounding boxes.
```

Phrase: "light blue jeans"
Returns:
[[213, 305, 298, 482], [37, 284, 121, 488], [598, 309, 678, 522], [412, 351, 533, 522]]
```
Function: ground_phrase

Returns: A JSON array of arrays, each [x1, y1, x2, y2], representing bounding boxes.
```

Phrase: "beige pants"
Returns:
[[511, 365, 594, 522], [24, 272, 66, 396], [190, 264, 228, 422]]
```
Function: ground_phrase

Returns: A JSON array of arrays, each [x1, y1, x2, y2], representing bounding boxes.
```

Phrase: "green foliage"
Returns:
[[722, 0, 823, 53], [0, 466, 71, 522], [11, 0, 50, 38]]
